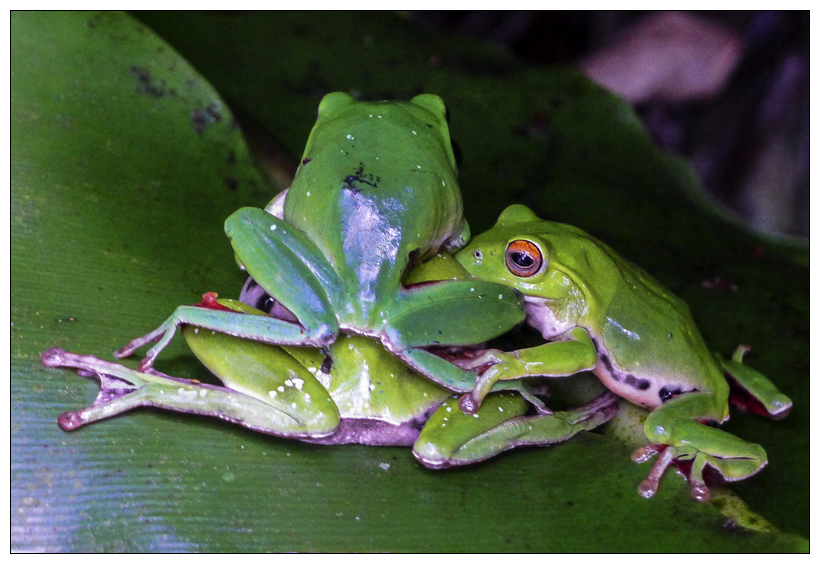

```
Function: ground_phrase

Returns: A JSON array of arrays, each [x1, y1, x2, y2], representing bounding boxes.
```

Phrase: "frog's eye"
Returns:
[[505, 240, 543, 277]]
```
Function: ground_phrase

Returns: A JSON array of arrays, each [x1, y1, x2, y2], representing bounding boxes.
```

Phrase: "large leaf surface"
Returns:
[[11, 11, 808, 552]]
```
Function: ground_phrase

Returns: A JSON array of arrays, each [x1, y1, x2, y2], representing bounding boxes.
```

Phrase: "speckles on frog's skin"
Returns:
[[301, 157, 312, 166], [284, 375, 305, 391], [176, 388, 198, 401]]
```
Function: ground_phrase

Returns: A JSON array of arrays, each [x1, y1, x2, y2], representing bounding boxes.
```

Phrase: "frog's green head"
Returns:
[[307, 92, 458, 173], [454, 205, 570, 299]]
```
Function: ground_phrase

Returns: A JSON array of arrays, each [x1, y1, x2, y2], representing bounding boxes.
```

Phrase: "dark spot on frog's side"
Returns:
[[600, 354, 618, 380], [624, 374, 651, 391], [659, 385, 683, 403], [302, 157, 312, 166], [600, 354, 650, 391]]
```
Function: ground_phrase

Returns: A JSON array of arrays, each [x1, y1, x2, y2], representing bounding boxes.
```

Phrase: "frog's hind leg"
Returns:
[[43, 344, 340, 439], [413, 390, 618, 468], [718, 346, 792, 419]]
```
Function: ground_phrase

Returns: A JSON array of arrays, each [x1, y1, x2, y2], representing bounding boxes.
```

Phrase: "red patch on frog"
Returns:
[[195, 292, 235, 312], [664, 446, 728, 488]]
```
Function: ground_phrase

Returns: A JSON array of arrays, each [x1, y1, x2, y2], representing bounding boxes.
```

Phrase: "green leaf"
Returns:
[[12, 11, 807, 552]]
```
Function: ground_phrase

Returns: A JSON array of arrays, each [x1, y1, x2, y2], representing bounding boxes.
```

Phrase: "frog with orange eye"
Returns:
[[448, 204, 791, 502]]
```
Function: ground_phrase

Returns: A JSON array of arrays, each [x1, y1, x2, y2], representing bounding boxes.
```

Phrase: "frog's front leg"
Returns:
[[380, 278, 526, 391], [456, 326, 599, 414], [413, 390, 619, 468], [117, 207, 344, 369], [634, 391, 768, 502]]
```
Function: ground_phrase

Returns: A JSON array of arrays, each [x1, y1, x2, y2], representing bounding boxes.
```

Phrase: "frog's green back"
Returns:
[[534, 221, 728, 405], [282, 93, 465, 321]]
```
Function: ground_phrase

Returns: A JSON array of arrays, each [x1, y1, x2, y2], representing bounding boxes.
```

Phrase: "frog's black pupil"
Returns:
[[511, 252, 534, 268]]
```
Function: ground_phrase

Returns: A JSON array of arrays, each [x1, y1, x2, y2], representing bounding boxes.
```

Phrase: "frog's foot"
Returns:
[[415, 391, 619, 468], [719, 346, 792, 420], [42, 348, 339, 438], [455, 352, 518, 415], [43, 347, 148, 430], [631, 442, 768, 502]]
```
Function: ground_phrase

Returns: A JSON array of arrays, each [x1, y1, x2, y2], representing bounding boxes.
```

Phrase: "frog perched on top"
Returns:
[[114, 93, 524, 388]]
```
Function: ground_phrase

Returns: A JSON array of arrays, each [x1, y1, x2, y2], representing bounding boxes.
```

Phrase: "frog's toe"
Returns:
[[690, 482, 711, 502], [412, 440, 453, 469], [458, 393, 480, 414], [637, 476, 660, 499], [57, 409, 97, 431], [41, 347, 68, 367]]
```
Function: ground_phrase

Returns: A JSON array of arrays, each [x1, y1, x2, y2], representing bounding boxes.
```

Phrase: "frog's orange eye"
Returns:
[[505, 240, 543, 277]]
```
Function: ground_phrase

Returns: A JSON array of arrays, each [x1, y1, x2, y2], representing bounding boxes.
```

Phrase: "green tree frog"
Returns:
[[451, 204, 792, 501], [42, 253, 618, 463], [113, 92, 524, 392]]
